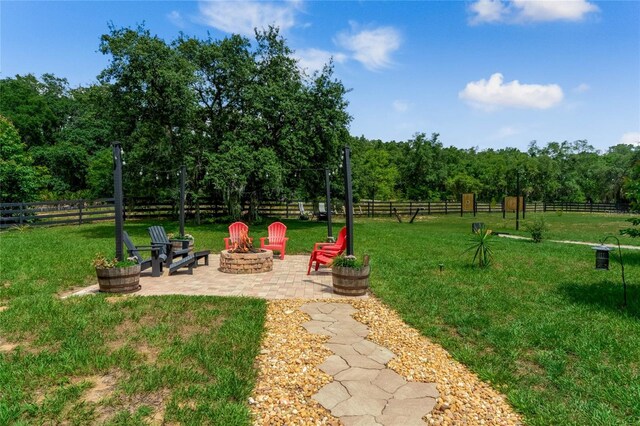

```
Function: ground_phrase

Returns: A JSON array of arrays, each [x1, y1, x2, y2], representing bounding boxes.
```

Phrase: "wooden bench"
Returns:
[[194, 250, 210, 267]]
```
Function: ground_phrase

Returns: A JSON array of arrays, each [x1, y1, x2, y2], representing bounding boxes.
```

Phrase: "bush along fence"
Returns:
[[0, 198, 631, 229]]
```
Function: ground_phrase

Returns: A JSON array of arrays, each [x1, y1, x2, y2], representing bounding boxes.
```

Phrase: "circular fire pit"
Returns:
[[219, 249, 273, 274]]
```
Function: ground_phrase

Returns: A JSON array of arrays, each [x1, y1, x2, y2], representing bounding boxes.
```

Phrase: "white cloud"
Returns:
[[294, 48, 347, 74], [167, 11, 185, 28], [469, 0, 508, 25], [512, 0, 599, 22], [392, 100, 409, 113], [459, 73, 564, 110], [198, 1, 300, 36], [335, 22, 401, 71], [469, 0, 598, 24], [573, 83, 590, 93], [619, 132, 640, 146]]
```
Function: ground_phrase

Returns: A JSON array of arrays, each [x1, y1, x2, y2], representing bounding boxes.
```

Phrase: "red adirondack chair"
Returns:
[[224, 222, 251, 250], [312, 227, 346, 253], [307, 228, 347, 274], [260, 221, 289, 260]]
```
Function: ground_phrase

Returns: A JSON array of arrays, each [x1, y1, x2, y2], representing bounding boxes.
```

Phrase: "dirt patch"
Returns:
[[0, 338, 18, 353], [96, 388, 170, 425], [71, 371, 169, 425], [0, 306, 8, 312], [137, 343, 160, 363], [77, 372, 120, 404], [0, 331, 57, 355], [178, 399, 198, 410], [515, 357, 545, 376]]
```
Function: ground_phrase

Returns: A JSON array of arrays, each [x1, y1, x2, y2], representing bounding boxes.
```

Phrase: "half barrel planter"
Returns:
[[331, 264, 370, 296], [172, 239, 194, 253], [96, 264, 141, 294]]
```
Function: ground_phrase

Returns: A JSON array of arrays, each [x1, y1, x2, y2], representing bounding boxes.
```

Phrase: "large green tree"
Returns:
[[0, 116, 48, 202], [98, 25, 351, 220]]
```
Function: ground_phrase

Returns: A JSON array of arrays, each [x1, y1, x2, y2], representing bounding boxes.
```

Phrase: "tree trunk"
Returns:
[[248, 191, 259, 223], [195, 195, 201, 225]]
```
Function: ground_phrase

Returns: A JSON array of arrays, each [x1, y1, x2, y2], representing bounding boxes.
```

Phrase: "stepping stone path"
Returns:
[[301, 302, 439, 426]]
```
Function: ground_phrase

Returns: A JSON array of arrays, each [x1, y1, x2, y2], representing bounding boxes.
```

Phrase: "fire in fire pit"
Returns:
[[230, 230, 259, 253], [220, 229, 274, 274]]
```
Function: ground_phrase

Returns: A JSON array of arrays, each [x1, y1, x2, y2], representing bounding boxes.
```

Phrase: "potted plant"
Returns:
[[168, 233, 194, 252], [331, 254, 370, 296], [92, 253, 141, 294]]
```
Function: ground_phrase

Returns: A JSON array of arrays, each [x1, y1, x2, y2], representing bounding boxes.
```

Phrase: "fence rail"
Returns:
[[0, 198, 631, 229]]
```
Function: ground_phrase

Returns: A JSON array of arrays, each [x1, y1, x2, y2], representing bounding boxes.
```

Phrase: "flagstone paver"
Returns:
[[302, 302, 438, 425], [69, 255, 368, 299]]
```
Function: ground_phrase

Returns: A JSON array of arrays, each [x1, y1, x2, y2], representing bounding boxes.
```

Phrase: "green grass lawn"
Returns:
[[357, 213, 640, 426], [0, 223, 268, 425], [1, 212, 639, 425]]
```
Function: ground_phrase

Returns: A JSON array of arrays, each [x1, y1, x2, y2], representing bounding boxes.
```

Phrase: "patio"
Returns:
[[72, 254, 368, 299]]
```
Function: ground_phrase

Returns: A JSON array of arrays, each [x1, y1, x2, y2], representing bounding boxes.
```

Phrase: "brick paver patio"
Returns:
[[71, 254, 367, 299]]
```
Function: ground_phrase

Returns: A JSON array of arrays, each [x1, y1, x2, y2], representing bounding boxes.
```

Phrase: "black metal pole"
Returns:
[[343, 146, 354, 256], [516, 171, 521, 231], [113, 142, 124, 261], [325, 168, 333, 241], [179, 164, 186, 236]]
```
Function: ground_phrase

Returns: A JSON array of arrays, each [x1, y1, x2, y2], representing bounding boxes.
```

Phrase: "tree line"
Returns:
[[1, 25, 638, 219]]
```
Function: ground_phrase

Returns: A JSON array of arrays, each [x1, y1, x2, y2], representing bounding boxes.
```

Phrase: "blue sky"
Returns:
[[2, 0, 639, 151]]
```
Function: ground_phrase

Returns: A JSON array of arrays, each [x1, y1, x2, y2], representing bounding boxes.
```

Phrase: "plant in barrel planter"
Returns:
[[331, 254, 370, 296], [92, 254, 141, 294], [168, 233, 194, 252]]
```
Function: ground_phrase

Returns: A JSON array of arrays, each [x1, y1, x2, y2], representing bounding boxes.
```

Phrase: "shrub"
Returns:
[[620, 218, 640, 238], [525, 216, 549, 243]]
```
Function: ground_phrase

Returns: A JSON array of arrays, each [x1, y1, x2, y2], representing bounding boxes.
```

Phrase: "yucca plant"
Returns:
[[465, 226, 493, 267]]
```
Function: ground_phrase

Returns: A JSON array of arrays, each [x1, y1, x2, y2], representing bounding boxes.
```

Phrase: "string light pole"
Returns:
[[343, 146, 354, 256], [179, 165, 186, 236], [112, 142, 124, 261]]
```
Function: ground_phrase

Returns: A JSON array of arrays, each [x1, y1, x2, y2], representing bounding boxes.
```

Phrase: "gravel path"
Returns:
[[250, 298, 523, 425]]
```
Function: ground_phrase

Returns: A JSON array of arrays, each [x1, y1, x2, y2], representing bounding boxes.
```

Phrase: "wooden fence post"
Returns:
[[79, 200, 84, 224], [445, 200, 448, 214]]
